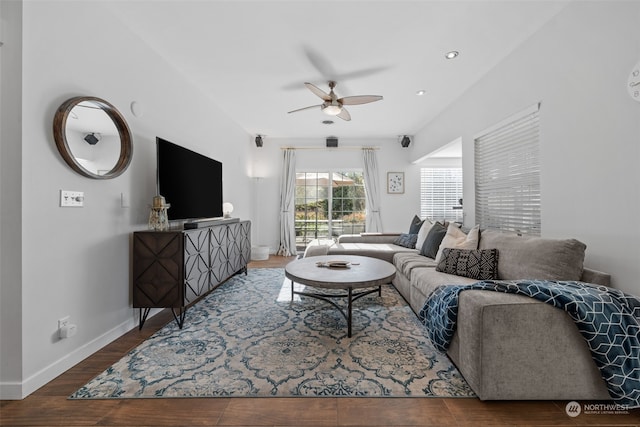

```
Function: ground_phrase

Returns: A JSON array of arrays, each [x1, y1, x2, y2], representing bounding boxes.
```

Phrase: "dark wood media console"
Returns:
[[132, 220, 251, 329]]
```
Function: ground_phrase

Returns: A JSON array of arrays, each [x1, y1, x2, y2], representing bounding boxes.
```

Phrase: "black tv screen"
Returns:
[[157, 137, 223, 221]]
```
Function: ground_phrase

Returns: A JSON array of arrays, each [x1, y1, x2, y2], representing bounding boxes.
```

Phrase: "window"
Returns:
[[294, 171, 365, 249], [474, 103, 541, 235], [420, 168, 463, 222]]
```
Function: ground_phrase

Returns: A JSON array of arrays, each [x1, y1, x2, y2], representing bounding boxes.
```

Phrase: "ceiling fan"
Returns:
[[287, 81, 383, 121]]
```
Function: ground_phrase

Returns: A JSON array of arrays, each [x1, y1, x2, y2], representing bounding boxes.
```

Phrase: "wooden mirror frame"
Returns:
[[53, 96, 133, 179]]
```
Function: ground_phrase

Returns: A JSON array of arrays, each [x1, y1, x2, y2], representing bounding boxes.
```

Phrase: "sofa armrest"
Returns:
[[580, 267, 611, 286], [337, 233, 401, 244]]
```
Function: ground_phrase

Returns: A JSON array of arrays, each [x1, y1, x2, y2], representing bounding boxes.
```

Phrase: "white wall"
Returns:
[[250, 137, 421, 253], [1, 0, 253, 398], [0, 0, 24, 398], [412, 1, 640, 294]]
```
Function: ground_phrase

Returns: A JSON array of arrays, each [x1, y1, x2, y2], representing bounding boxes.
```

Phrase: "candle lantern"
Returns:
[[148, 195, 171, 231]]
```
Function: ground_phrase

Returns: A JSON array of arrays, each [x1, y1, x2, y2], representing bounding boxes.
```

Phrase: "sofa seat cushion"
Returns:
[[393, 252, 438, 278], [327, 243, 417, 263], [478, 229, 586, 281], [409, 268, 478, 314]]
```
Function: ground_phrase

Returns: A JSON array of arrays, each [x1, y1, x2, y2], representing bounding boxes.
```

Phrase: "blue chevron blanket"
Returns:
[[419, 280, 640, 408]]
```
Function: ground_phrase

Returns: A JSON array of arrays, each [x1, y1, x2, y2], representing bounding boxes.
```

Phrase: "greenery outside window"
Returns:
[[295, 171, 365, 250]]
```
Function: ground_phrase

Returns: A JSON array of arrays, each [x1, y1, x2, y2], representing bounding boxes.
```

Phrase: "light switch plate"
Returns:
[[60, 190, 84, 207]]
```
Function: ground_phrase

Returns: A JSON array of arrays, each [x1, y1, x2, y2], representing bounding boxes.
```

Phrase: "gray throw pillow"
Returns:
[[436, 248, 500, 280], [420, 222, 446, 259]]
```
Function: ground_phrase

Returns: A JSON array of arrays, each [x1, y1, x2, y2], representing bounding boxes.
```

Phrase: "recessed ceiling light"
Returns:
[[416, 90, 426, 96], [322, 120, 334, 125], [445, 51, 459, 59]]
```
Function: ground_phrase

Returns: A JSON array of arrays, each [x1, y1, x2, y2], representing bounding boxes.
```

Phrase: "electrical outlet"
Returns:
[[60, 190, 84, 207], [58, 316, 70, 330]]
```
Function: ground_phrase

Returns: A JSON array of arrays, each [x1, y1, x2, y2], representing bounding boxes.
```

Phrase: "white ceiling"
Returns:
[[106, 1, 568, 140]]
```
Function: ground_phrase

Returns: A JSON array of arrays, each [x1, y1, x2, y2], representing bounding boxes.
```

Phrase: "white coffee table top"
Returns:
[[284, 255, 396, 289]]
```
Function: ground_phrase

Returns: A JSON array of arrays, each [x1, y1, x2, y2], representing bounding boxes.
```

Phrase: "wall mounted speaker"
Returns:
[[400, 135, 411, 148], [326, 137, 338, 148], [255, 135, 263, 147]]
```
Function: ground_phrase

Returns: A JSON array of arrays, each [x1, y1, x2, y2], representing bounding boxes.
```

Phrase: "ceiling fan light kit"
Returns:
[[288, 80, 382, 122], [322, 104, 342, 116]]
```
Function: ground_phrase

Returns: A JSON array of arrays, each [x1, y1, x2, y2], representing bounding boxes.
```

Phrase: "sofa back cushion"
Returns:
[[478, 229, 586, 281]]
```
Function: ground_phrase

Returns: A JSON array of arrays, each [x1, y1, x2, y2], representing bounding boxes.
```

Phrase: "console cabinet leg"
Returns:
[[172, 307, 186, 329], [139, 308, 151, 330]]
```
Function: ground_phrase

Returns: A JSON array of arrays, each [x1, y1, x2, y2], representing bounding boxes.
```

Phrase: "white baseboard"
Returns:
[[0, 381, 23, 400], [0, 308, 163, 400]]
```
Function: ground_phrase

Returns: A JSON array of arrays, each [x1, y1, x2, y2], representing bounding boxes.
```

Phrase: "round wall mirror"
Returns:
[[53, 96, 133, 179]]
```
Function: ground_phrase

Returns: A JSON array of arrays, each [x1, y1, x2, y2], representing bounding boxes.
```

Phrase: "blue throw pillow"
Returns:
[[408, 215, 424, 234], [394, 233, 418, 248]]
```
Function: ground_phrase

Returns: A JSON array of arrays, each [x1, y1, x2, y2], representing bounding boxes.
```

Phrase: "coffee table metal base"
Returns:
[[290, 281, 381, 337]]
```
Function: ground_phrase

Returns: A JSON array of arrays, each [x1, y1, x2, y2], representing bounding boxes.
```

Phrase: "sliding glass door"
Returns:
[[295, 171, 365, 250]]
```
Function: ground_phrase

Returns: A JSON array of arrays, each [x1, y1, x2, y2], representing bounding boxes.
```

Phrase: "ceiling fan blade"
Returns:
[[303, 46, 338, 81], [336, 107, 351, 121], [288, 104, 322, 114], [334, 66, 390, 82], [302, 46, 388, 82], [339, 95, 383, 105], [305, 83, 331, 101]]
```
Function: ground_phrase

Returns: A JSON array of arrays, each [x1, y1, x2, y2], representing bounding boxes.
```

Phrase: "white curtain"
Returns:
[[277, 149, 297, 256], [362, 148, 382, 232]]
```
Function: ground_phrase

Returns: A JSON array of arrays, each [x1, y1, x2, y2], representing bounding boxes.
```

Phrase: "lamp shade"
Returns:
[[222, 202, 234, 218]]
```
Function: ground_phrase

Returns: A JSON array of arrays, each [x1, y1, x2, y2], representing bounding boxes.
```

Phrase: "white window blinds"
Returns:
[[474, 103, 541, 235], [420, 168, 463, 222]]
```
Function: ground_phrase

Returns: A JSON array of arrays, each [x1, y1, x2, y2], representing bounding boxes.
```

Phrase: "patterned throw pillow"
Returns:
[[394, 233, 418, 248], [436, 248, 500, 280]]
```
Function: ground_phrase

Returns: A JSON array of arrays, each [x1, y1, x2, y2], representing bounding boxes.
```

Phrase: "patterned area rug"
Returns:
[[70, 268, 475, 398]]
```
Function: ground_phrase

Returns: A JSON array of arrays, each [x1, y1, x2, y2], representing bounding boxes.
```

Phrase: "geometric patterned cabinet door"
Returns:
[[210, 224, 231, 285], [227, 221, 251, 276], [132, 220, 251, 329], [183, 228, 212, 306]]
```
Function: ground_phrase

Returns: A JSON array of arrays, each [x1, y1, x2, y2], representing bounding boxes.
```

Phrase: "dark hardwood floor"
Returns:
[[1, 256, 638, 426]]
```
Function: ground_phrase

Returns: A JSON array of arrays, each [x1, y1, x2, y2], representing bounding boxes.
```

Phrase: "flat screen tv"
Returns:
[[156, 137, 223, 221]]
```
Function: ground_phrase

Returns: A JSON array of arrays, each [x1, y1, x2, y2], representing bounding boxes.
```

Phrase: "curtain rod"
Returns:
[[280, 146, 380, 150]]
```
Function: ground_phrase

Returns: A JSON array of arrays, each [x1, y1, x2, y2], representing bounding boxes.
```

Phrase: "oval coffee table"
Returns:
[[284, 255, 396, 337]]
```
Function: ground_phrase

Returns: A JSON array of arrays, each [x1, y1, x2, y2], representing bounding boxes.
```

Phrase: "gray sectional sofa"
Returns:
[[306, 229, 613, 401]]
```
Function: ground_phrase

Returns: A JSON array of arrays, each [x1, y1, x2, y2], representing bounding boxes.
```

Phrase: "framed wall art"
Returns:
[[387, 172, 404, 194]]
